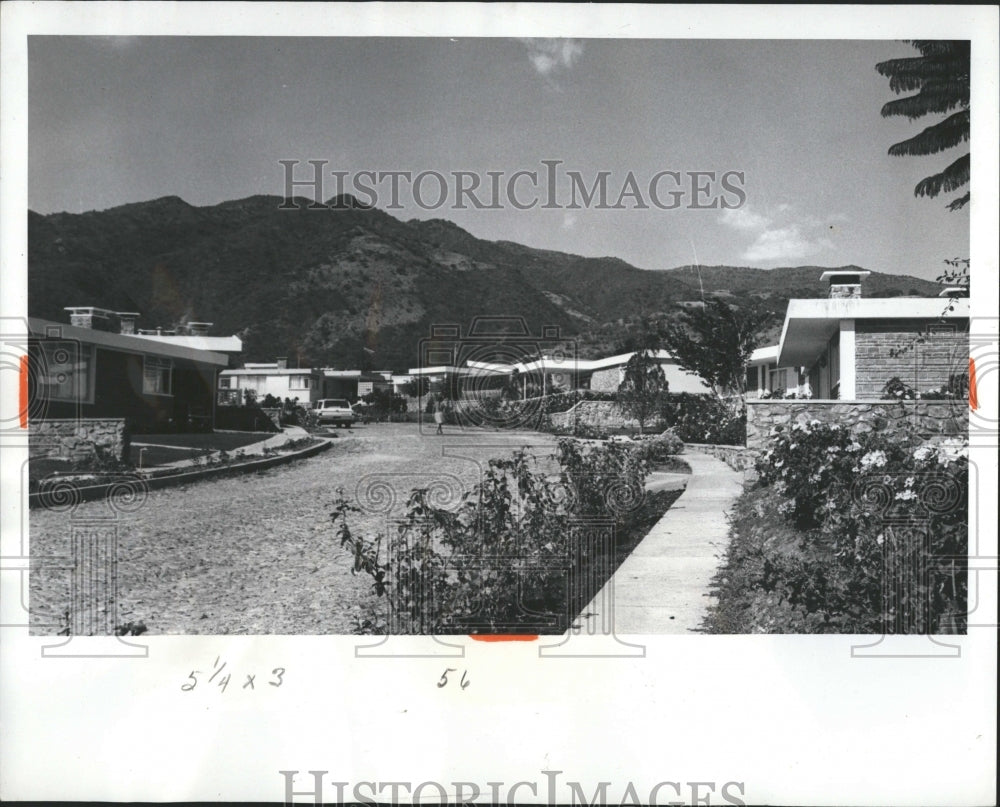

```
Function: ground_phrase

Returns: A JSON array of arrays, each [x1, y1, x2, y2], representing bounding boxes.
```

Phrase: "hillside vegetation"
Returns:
[[29, 195, 944, 368]]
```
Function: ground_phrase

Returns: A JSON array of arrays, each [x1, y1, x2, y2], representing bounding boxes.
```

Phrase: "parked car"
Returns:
[[314, 398, 354, 427]]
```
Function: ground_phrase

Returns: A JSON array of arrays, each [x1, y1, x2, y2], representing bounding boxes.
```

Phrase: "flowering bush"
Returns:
[[707, 422, 968, 634], [881, 371, 969, 401], [331, 437, 658, 634], [632, 430, 685, 464]]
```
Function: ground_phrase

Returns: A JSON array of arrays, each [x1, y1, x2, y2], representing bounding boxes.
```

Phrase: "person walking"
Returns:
[[434, 397, 444, 434]]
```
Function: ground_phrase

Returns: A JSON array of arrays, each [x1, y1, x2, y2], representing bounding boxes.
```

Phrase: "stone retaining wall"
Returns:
[[29, 418, 127, 462], [747, 399, 968, 454], [684, 443, 755, 472], [548, 400, 664, 433]]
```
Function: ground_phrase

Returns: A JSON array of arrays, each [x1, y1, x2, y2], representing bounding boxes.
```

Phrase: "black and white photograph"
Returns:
[[1, 3, 996, 805]]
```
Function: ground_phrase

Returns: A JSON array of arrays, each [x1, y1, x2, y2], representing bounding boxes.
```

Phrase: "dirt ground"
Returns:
[[29, 423, 558, 634]]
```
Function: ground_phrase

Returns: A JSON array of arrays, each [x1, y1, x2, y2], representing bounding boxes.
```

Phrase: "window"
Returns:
[[143, 356, 173, 395], [219, 376, 233, 389], [38, 342, 94, 403], [289, 375, 311, 390]]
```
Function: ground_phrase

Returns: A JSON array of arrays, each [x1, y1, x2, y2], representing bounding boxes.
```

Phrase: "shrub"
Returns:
[[633, 430, 684, 464], [331, 437, 653, 634], [660, 393, 746, 445], [882, 371, 969, 401], [707, 421, 968, 634]]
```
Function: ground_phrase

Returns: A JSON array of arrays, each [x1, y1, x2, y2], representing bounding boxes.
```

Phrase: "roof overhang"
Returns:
[[749, 345, 780, 365], [28, 317, 230, 367], [776, 298, 969, 368], [130, 333, 243, 353]]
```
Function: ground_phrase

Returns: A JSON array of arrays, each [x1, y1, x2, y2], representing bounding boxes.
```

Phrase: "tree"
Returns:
[[658, 300, 770, 400], [400, 376, 429, 398], [876, 40, 970, 211], [616, 349, 668, 435]]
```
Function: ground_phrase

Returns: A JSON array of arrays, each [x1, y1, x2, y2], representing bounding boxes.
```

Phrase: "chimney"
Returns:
[[64, 306, 113, 330], [820, 270, 870, 299], [188, 321, 212, 336], [276, 356, 288, 369], [116, 312, 140, 335]]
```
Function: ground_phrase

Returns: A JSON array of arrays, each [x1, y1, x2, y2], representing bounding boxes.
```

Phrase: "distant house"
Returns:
[[775, 271, 969, 399], [747, 345, 809, 398], [463, 350, 711, 397], [321, 369, 392, 401], [28, 307, 239, 432], [582, 351, 710, 395], [219, 359, 321, 405]]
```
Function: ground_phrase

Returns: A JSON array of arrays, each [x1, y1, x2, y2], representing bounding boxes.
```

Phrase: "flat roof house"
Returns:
[[28, 307, 238, 433], [747, 345, 810, 399], [219, 359, 322, 405], [320, 369, 392, 401], [776, 271, 969, 400], [463, 350, 711, 397]]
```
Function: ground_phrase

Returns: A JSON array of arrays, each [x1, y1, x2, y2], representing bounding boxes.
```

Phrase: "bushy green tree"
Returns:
[[658, 300, 769, 400], [616, 348, 668, 435]]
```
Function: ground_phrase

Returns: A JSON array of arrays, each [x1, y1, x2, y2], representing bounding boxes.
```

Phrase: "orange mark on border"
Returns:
[[969, 357, 978, 411], [19, 354, 29, 428], [469, 635, 538, 642]]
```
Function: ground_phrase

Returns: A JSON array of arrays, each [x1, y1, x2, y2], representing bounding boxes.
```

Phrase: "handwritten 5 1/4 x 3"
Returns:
[[180, 656, 285, 693]]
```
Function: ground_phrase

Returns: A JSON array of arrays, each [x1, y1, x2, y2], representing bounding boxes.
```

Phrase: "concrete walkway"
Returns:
[[578, 451, 744, 634]]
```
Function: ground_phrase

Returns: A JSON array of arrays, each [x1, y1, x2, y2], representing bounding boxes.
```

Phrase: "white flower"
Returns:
[[846, 442, 862, 453], [894, 489, 918, 501], [859, 450, 887, 470], [936, 438, 967, 466], [913, 445, 933, 462], [876, 534, 884, 546]]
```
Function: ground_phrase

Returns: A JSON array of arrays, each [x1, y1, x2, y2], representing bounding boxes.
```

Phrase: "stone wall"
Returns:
[[29, 418, 127, 462], [855, 319, 968, 398], [746, 399, 968, 454], [548, 400, 664, 433], [588, 367, 622, 393], [684, 443, 755, 472]]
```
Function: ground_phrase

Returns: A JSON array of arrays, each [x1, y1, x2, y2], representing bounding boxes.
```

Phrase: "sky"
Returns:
[[28, 36, 970, 281]]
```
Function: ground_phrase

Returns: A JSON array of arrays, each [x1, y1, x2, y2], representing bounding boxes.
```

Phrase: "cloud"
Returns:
[[743, 226, 833, 262], [720, 203, 837, 263], [719, 206, 771, 232], [518, 39, 584, 78]]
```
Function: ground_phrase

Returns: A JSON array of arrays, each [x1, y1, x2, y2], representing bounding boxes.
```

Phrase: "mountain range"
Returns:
[[28, 195, 945, 369]]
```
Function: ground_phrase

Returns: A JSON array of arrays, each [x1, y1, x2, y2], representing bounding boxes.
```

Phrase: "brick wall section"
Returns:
[[746, 400, 968, 456], [854, 319, 968, 398], [30, 418, 127, 461]]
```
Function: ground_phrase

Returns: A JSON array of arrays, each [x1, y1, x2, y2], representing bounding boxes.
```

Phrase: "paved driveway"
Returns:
[[29, 424, 557, 634]]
